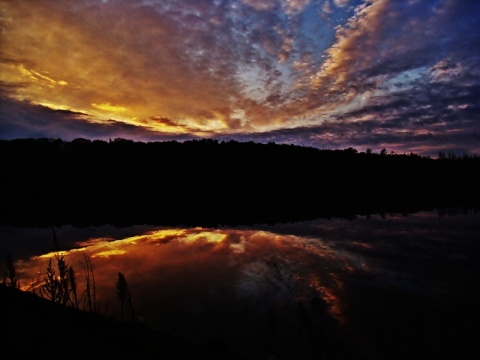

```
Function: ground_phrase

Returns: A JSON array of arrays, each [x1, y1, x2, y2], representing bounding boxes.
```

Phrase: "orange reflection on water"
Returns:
[[16, 227, 366, 335]]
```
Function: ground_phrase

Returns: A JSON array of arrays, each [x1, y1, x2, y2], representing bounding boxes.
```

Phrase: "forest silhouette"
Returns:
[[1, 138, 479, 227]]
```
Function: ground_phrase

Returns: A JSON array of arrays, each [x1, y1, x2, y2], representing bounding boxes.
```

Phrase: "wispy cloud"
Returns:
[[0, 0, 479, 155]]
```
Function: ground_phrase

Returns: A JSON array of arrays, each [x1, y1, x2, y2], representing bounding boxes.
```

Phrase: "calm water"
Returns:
[[1, 210, 479, 359]]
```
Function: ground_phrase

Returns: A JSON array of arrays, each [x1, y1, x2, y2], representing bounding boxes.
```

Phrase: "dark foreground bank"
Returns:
[[0, 284, 255, 359], [0, 284, 369, 360]]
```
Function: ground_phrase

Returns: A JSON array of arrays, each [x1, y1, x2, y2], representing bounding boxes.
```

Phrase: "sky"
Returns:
[[1, 0, 479, 156]]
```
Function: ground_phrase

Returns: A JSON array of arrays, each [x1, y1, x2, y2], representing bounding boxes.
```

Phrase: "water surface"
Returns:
[[1, 210, 479, 359]]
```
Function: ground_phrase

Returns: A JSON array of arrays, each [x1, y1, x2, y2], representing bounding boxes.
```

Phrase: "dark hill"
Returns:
[[1, 138, 479, 227]]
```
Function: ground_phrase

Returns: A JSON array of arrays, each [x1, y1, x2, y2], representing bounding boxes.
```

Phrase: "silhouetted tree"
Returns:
[[69, 266, 78, 309], [448, 152, 457, 160], [56, 254, 70, 305], [41, 258, 58, 302], [81, 252, 96, 312], [4, 254, 19, 288], [116, 272, 128, 320], [39, 254, 77, 306]]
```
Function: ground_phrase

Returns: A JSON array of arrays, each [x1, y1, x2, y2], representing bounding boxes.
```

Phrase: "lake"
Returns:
[[1, 209, 479, 360]]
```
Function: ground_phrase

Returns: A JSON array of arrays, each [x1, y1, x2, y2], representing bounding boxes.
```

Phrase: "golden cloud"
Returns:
[[0, 1, 244, 133]]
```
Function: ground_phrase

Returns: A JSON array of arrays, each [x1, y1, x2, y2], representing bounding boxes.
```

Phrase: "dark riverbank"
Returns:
[[1, 138, 479, 227], [0, 283, 370, 360], [0, 284, 254, 359]]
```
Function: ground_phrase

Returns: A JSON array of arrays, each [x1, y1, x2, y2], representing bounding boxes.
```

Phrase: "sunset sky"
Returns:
[[1, 0, 479, 156]]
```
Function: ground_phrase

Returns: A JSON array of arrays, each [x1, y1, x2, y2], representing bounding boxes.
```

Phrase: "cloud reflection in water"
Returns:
[[9, 211, 480, 359], [17, 227, 354, 349]]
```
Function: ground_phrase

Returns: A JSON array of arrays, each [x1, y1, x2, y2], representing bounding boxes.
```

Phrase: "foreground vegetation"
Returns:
[[1, 138, 479, 227], [3, 251, 129, 318]]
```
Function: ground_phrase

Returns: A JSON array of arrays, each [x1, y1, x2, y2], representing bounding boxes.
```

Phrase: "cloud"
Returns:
[[220, 70, 480, 156], [0, 1, 244, 130], [333, 0, 350, 7], [241, 0, 311, 15], [241, 0, 278, 12], [223, 116, 480, 157], [0, 0, 323, 134], [280, 0, 312, 15], [0, 94, 197, 142], [0, 0, 479, 155], [310, 0, 480, 98], [322, 1, 334, 15]]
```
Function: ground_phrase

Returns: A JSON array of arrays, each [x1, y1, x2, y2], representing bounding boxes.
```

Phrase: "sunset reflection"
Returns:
[[17, 227, 358, 342], [5, 211, 480, 359]]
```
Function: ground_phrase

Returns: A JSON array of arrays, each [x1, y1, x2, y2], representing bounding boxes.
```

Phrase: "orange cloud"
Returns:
[[0, 1, 244, 132]]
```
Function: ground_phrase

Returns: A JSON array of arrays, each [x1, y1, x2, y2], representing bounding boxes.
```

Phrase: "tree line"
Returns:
[[1, 138, 479, 226]]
